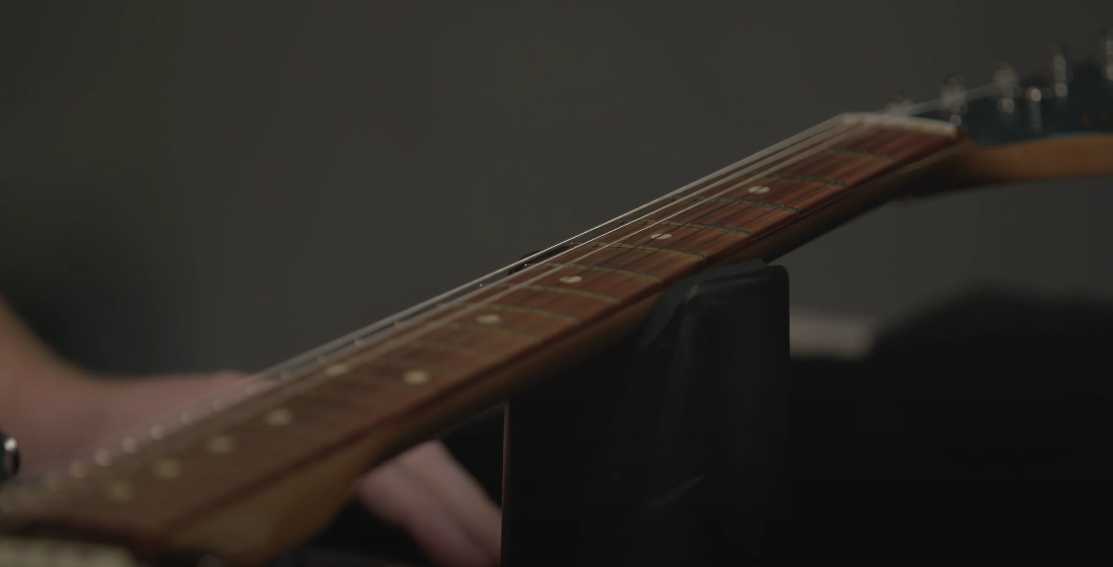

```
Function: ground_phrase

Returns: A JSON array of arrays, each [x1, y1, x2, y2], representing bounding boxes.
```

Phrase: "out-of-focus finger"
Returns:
[[396, 442, 502, 560], [357, 461, 496, 567]]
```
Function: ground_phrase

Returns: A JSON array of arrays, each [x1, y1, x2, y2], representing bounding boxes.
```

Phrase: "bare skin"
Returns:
[[0, 296, 501, 567]]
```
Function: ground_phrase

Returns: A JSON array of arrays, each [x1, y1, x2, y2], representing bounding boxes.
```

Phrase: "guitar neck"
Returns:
[[0, 112, 961, 564]]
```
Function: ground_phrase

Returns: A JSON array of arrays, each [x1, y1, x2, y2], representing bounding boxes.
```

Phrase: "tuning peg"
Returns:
[[1101, 27, 1113, 81], [1050, 43, 1071, 97], [940, 74, 966, 123], [994, 60, 1020, 112]]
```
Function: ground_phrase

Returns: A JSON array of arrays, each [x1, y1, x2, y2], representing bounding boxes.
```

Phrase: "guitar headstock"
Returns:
[[885, 30, 1113, 189]]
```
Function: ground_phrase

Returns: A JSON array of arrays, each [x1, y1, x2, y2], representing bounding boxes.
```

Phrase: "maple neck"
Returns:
[[0, 113, 963, 563]]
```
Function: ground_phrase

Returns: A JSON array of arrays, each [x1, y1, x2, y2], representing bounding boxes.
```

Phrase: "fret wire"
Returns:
[[690, 196, 799, 214], [624, 219, 751, 237], [490, 282, 623, 304], [538, 262, 665, 283], [537, 126, 935, 292], [570, 242, 707, 262], [824, 147, 899, 161]]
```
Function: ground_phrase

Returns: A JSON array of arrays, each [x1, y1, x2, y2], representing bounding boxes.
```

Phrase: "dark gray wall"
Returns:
[[1, 0, 1110, 374]]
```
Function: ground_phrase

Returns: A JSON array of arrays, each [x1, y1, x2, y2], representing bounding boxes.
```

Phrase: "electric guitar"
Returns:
[[2, 38, 1112, 567]]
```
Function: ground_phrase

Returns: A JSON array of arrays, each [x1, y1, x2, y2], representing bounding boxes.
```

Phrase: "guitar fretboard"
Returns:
[[0, 113, 958, 548]]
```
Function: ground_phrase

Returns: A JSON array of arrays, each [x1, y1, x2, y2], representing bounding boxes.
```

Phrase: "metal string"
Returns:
[[0, 113, 928, 508]]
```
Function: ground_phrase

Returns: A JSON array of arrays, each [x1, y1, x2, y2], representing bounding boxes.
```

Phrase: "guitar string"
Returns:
[[0, 117, 862, 502], [1, 114, 950, 511], [0, 116, 857, 511], [233, 121, 876, 413], [460, 124, 927, 328], [5, 112, 954, 514]]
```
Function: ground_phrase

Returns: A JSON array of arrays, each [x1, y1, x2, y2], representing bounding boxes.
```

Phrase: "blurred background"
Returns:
[[0, 0, 1110, 375]]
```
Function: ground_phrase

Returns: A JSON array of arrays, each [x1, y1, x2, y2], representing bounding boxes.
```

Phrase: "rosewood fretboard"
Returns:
[[0, 113, 959, 554]]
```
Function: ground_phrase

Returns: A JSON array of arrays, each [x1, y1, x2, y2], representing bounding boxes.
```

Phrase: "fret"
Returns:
[[845, 128, 955, 161], [624, 218, 751, 237], [452, 301, 583, 325], [824, 147, 900, 161], [548, 244, 702, 284], [572, 242, 706, 262], [655, 198, 797, 240], [538, 262, 665, 283], [592, 222, 751, 263], [768, 172, 848, 187], [404, 321, 540, 357], [421, 321, 545, 342], [491, 282, 622, 304], [425, 304, 580, 343], [690, 196, 799, 214], [345, 355, 468, 376], [466, 286, 618, 322]]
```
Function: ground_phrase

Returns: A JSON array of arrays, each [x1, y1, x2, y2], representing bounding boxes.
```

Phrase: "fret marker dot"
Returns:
[[153, 459, 182, 480], [121, 437, 138, 453], [150, 425, 165, 440], [403, 370, 430, 386], [265, 408, 294, 427], [326, 363, 350, 377], [476, 314, 501, 325], [649, 233, 672, 240], [559, 276, 583, 284], [105, 481, 135, 502], [94, 449, 111, 467], [748, 185, 770, 194], [207, 435, 236, 455]]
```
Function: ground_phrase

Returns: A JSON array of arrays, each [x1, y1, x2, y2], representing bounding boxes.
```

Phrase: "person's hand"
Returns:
[[0, 297, 501, 567]]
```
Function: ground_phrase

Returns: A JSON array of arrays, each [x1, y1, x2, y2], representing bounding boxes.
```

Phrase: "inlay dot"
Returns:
[[476, 314, 501, 325], [403, 370, 430, 386], [94, 449, 111, 467], [153, 459, 182, 480], [559, 276, 583, 284], [649, 233, 672, 240], [326, 363, 350, 377], [265, 408, 294, 427], [747, 185, 770, 194], [104, 481, 135, 502], [207, 435, 236, 455], [121, 437, 138, 454], [150, 425, 165, 440]]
